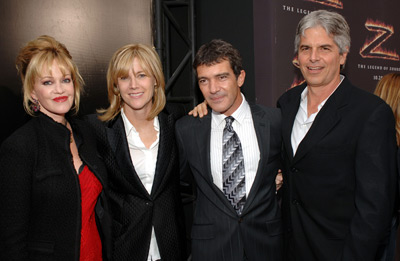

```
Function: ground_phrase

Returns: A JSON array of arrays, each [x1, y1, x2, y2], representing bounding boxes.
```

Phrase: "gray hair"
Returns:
[[294, 10, 350, 55]]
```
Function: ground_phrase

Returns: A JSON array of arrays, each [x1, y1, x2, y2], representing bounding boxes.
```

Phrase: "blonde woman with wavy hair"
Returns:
[[0, 35, 110, 260], [88, 43, 188, 261]]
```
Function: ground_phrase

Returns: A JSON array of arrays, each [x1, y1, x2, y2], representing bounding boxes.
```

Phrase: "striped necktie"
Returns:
[[222, 116, 246, 215]]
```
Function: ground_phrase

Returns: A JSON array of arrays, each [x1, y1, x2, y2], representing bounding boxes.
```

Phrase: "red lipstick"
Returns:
[[53, 96, 68, 102]]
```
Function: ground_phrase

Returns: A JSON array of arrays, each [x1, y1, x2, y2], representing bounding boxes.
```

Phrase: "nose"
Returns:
[[129, 77, 138, 89], [54, 81, 64, 93], [310, 48, 320, 62], [209, 79, 220, 94]]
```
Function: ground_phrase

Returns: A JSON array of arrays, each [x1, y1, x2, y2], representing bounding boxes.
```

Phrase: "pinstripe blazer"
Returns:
[[175, 102, 284, 261]]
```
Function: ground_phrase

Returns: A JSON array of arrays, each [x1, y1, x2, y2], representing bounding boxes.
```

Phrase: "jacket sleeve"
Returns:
[[341, 102, 397, 260], [0, 135, 34, 260]]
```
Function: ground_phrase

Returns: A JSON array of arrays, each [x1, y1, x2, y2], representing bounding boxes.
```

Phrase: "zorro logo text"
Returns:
[[360, 19, 399, 61]]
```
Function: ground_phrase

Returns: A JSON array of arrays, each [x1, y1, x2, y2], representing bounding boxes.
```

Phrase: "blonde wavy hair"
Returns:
[[98, 43, 166, 122], [16, 35, 84, 116], [374, 72, 400, 146]]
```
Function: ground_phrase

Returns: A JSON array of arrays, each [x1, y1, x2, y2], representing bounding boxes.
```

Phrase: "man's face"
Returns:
[[196, 60, 245, 116], [298, 25, 348, 90]]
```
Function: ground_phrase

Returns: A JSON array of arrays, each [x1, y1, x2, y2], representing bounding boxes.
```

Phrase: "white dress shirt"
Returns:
[[121, 109, 161, 261], [210, 94, 260, 196], [291, 75, 344, 155]]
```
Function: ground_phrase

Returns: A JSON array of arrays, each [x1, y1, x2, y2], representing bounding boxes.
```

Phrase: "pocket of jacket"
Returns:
[[265, 219, 283, 236], [191, 224, 215, 240], [35, 169, 63, 181]]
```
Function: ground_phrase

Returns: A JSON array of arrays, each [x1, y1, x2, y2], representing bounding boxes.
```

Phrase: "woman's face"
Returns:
[[31, 59, 75, 123], [118, 58, 156, 116]]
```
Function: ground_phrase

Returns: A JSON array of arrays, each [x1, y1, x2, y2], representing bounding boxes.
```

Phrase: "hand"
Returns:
[[188, 100, 208, 118], [275, 169, 283, 191]]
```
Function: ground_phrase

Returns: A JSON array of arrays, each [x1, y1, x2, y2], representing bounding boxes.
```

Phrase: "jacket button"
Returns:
[[291, 167, 298, 172], [292, 199, 299, 205], [239, 217, 243, 223], [145, 202, 153, 207]]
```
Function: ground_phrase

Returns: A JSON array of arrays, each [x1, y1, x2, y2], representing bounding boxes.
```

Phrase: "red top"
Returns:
[[78, 165, 103, 261]]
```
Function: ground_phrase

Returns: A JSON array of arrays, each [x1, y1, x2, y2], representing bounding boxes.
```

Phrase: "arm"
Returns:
[[341, 103, 397, 260], [0, 135, 34, 260]]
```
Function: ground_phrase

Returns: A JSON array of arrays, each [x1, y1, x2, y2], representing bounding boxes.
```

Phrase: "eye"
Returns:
[[198, 79, 207, 84], [137, 73, 146, 78], [119, 76, 128, 81], [63, 78, 71, 83], [218, 75, 227, 80], [43, 80, 52, 85]]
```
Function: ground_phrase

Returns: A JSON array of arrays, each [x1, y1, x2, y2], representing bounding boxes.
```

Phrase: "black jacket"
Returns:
[[278, 78, 397, 261], [88, 104, 188, 261], [0, 112, 111, 261]]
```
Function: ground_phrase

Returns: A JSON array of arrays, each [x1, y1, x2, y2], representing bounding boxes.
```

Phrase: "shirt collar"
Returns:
[[301, 74, 345, 110], [121, 108, 159, 137], [211, 93, 249, 128]]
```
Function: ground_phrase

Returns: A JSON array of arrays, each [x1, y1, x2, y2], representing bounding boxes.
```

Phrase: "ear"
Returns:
[[237, 70, 246, 88], [31, 90, 37, 100], [340, 47, 349, 65]]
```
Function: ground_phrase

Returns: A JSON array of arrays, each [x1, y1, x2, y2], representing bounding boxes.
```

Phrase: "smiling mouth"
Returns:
[[53, 96, 68, 102], [129, 93, 143, 97], [307, 66, 323, 71]]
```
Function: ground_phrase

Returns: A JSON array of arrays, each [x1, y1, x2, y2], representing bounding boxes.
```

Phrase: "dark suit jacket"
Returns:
[[175, 103, 283, 261], [88, 104, 187, 261], [277, 77, 397, 261], [0, 112, 110, 261]]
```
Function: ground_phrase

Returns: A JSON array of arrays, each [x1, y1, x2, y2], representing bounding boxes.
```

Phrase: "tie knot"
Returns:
[[224, 116, 235, 132]]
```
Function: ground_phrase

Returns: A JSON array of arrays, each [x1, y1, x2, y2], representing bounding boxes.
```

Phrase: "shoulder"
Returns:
[[277, 84, 305, 106], [176, 113, 208, 131], [163, 102, 188, 120], [249, 103, 281, 123], [339, 79, 388, 111], [0, 118, 37, 156]]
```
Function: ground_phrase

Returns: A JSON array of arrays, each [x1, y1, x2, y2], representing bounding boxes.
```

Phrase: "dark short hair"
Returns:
[[193, 39, 243, 78]]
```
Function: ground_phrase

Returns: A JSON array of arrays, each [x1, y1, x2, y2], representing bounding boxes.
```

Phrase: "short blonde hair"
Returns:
[[374, 72, 400, 146], [16, 35, 84, 116], [98, 43, 166, 122]]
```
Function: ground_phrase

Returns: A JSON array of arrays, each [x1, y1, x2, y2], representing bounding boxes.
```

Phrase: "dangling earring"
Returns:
[[31, 98, 40, 112]]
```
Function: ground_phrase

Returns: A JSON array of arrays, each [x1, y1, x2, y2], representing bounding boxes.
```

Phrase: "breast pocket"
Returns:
[[191, 224, 215, 240]]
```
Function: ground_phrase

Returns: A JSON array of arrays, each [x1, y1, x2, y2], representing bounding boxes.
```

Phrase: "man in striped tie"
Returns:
[[176, 39, 284, 261]]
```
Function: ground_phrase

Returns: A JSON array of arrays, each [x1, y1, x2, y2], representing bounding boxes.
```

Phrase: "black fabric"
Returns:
[[278, 78, 398, 261], [87, 103, 188, 261], [0, 112, 111, 261]]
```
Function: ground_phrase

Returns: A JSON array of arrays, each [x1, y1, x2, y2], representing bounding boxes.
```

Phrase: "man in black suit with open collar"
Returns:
[[278, 10, 397, 260], [176, 39, 283, 261]]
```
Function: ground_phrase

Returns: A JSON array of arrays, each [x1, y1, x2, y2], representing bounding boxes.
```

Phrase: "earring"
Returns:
[[31, 98, 40, 112]]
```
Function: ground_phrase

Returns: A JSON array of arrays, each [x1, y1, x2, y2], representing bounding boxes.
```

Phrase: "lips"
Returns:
[[307, 66, 323, 70], [129, 92, 143, 97], [53, 96, 68, 102]]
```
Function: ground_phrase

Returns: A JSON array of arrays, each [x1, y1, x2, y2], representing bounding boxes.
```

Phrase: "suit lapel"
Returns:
[[107, 115, 150, 197], [241, 104, 269, 214], [195, 114, 214, 184], [197, 113, 238, 216], [281, 85, 305, 161], [292, 80, 349, 164], [151, 112, 173, 197]]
